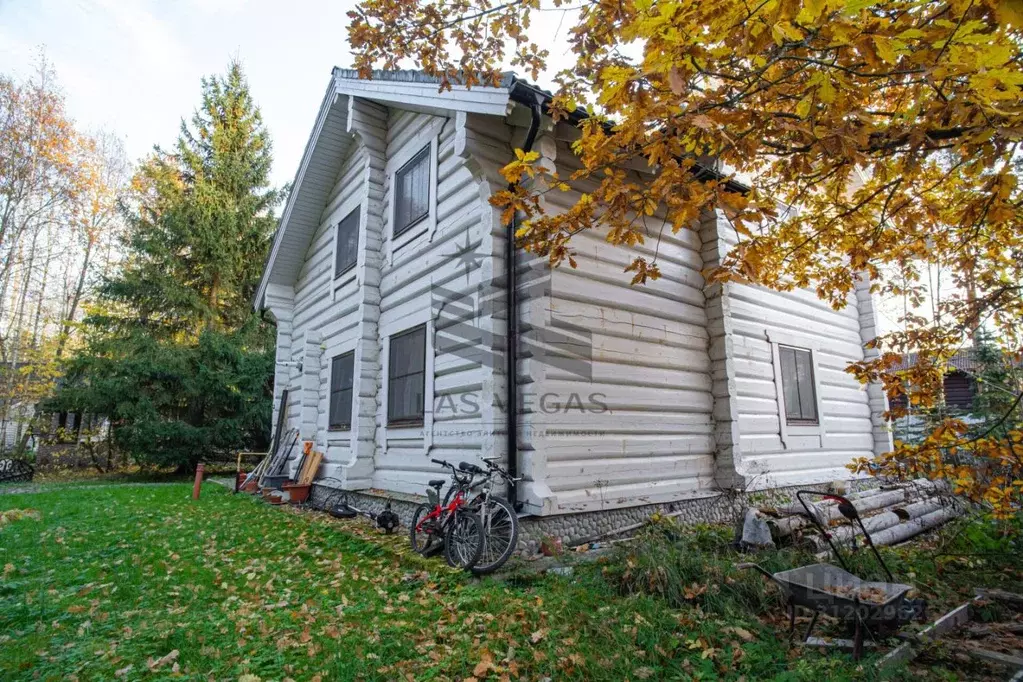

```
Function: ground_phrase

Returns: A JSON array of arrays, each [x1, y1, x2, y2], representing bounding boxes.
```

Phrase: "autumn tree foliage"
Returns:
[[0, 55, 127, 456], [349, 0, 1023, 515], [52, 62, 281, 471]]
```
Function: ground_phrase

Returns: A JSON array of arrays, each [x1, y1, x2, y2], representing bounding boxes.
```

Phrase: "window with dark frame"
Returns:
[[779, 345, 818, 424], [388, 325, 426, 426], [393, 145, 431, 237], [334, 208, 360, 278], [328, 351, 355, 430]]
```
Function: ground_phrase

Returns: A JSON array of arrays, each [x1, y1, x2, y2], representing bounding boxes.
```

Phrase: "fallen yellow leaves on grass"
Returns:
[[0, 508, 40, 528]]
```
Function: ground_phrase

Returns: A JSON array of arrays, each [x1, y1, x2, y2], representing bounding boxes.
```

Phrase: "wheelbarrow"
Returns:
[[739, 491, 926, 659]]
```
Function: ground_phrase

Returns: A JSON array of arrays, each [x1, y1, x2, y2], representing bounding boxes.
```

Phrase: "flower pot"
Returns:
[[282, 481, 311, 504], [242, 478, 259, 493]]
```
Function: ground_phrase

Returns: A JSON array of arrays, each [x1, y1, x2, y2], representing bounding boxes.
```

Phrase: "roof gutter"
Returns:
[[507, 78, 749, 195], [504, 82, 544, 511]]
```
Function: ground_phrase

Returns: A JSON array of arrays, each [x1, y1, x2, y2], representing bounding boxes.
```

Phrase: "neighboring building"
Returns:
[[893, 349, 980, 411], [0, 401, 34, 452], [254, 69, 890, 537], [890, 349, 983, 445]]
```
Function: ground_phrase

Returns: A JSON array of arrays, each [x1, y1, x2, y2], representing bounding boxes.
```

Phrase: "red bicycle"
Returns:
[[409, 459, 484, 569]]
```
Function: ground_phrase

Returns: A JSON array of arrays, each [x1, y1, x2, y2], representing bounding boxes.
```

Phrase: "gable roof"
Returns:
[[254, 68, 531, 311]]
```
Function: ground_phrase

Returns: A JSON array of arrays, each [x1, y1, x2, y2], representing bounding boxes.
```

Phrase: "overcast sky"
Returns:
[[0, 0, 372, 187], [0, 0, 577, 189]]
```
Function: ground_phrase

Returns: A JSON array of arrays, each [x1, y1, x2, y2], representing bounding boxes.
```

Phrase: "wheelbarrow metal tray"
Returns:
[[772, 563, 912, 622]]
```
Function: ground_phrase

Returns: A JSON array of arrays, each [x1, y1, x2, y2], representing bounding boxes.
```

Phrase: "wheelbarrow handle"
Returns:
[[736, 562, 780, 584]]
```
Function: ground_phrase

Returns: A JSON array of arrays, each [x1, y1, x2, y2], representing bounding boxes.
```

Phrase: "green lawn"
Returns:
[[0, 483, 1008, 681]]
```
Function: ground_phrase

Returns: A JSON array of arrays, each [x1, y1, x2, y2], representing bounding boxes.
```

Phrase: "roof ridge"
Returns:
[[332, 67, 519, 89]]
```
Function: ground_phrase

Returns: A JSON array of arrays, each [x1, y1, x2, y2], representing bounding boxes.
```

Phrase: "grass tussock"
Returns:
[[604, 520, 816, 617]]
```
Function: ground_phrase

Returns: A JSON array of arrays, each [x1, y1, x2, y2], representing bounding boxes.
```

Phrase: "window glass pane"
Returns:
[[388, 373, 424, 421], [388, 376, 406, 421], [395, 170, 411, 229], [330, 356, 342, 393], [337, 387, 352, 428], [393, 146, 430, 236], [339, 353, 354, 389], [335, 209, 360, 277], [390, 345, 411, 378], [388, 325, 427, 424], [794, 349, 817, 421], [329, 352, 355, 429], [389, 326, 426, 377], [779, 345, 817, 423], [329, 391, 342, 424], [779, 347, 801, 420], [406, 327, 426, 373]]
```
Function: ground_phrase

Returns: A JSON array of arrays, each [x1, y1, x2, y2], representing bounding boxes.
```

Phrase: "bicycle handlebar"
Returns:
[[431, 458, 476, 486]]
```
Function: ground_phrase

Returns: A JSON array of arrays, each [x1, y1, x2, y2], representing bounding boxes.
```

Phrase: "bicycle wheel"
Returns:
[[444, 509, 484, 569], [469, 495, 518, 575], [409, 503, 439, 554]]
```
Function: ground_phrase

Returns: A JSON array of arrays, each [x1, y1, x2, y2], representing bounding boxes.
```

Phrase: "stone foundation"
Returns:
[[310, 479, 879, 555]]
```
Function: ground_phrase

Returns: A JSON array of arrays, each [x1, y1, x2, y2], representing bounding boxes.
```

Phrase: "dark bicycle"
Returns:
[[446, 456, 520, 575], [409, 459, 485, 570]]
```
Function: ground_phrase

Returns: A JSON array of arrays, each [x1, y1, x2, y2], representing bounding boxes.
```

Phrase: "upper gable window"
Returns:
[[393, 145, 431, 237], [779, 345, 818, 425], [335, 208, 360, 278]]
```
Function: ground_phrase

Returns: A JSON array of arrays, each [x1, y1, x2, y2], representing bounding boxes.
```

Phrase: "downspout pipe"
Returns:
[[505, 84, 544, 511], [498, 78, 744, 511]]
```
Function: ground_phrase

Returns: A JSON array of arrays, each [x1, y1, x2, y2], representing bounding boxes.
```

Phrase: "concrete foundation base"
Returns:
[[310, 479, 879, 555]]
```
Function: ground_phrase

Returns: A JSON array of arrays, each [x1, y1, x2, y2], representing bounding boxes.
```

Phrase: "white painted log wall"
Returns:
[[703, 209, 877, 488], [282, 142, 366, 480], [370, 108, 499, 493], [500, 135, 718, 514], [267, 101, 509, 496], [264, 89, 886, 513]]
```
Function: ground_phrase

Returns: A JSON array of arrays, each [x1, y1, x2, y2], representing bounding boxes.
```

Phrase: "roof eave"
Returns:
[[254, 76, 341, 312]]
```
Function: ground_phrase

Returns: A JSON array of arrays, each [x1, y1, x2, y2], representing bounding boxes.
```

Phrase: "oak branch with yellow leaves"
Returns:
[[349, 0, 1023, 517]]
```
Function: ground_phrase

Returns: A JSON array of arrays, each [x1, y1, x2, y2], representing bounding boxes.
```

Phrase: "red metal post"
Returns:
[[192, 463, 205, 500]]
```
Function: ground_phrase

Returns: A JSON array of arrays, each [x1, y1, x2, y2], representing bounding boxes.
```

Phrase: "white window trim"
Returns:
[[766, 330, 827, 449], [385, 119, 443, 265], [380, 313, 435, 455], [329, 197, 364, 302]]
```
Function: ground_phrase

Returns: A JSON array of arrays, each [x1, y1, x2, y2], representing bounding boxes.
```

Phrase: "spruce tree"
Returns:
[[969, 330, 1023, 440], [105, 61, 280, 334], [52, 62, 282, 470]]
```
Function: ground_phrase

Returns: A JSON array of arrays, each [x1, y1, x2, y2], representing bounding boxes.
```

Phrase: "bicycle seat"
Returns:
[[428, 479, 446, 488]]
